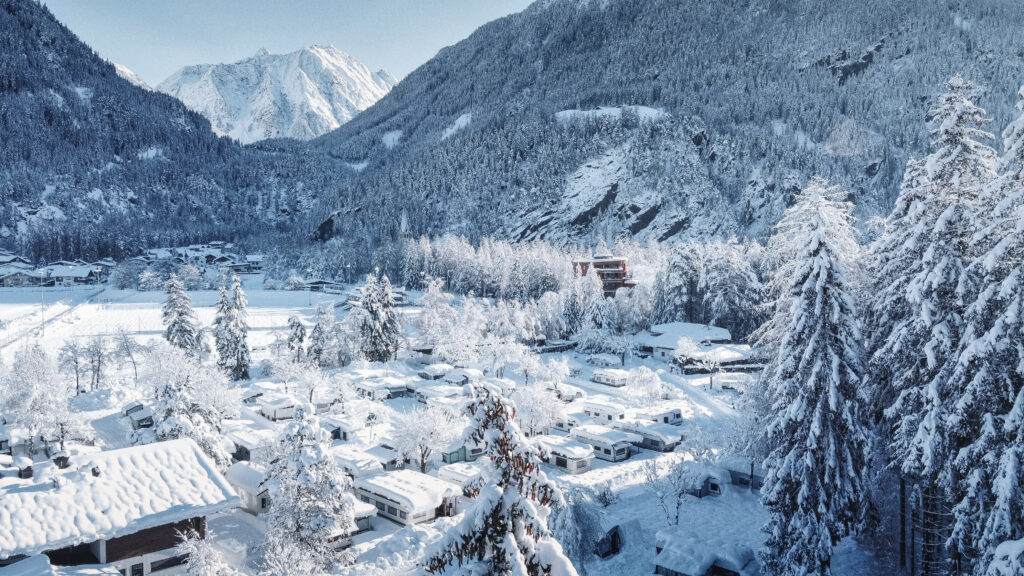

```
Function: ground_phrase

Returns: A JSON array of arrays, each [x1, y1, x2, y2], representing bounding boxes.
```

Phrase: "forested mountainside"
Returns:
[[0, 0, 345, 262], [157, 45, 395, 144], [5, 0, 1024, 264], [311, 0, 1024, 246]]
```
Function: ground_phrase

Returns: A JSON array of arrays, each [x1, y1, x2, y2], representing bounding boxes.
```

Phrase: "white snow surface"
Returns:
[[554, 105, 666, 124], [637, 322, 732, 349], [157, 45, 395, 143], [441, 113, 472, 141], [354, 469, 461, 514], [0, 438, 239, 559]]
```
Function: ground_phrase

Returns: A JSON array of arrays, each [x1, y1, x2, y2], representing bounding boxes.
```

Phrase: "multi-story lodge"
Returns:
[[572, 253, 637, 297]]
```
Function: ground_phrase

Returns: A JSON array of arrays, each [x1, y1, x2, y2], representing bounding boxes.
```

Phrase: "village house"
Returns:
[[440, 438, 484, 465], [0, 439, 238, 575], [611, 419, 683, 452], [721, 457, 766, 491], [572, 253, 636, 297], [354, 469, 462, 526], [582, 399, 627, 423], [443, 368, 483, 386], [591, 368, 629, 387], [534, 435, 595, 474], [354, 377, 410, 401], [635, 322, 732, 362], [570, 425, 640, 462]]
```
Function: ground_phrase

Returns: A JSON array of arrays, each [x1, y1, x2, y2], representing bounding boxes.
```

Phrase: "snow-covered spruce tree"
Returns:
[[145, 341, 235, 468], [744, 178, 860, 462], [699, 236, 763, 340], [287, 315, 306, 362], [422, 383, 577, 576], [871, 76, 997, 574], [162, 274, 201, 356], [214, 276, 251, 381], [359, 272, 401, 363], [946, 84, 1024, 575], [417, 275, 457, 346], [758, 184, 869, 576], [263, 403, 355, 573], [307, 303, 334, 367]]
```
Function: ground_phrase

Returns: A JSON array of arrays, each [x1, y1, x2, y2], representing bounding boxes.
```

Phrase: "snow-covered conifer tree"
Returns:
[[213, 276, 250, 380], [162, 274, 201, 355], [176, 529, 240, 576], [263, 403, 355, 573], [422, 383, 577, 576], [145, 342, 235, 468], [287, 315, 306, 362], [359, 272, 401, 362], [945, 84, 1024, 575], [759, 181, 869, 576], [870, 77, 997, 574]]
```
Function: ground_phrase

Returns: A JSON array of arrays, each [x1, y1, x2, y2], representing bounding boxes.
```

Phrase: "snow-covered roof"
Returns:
[[534, 435, 595, 460], [356, 376, 410, 391], [637, 322, 732, 349], [416, 384, 464, 399], [352, 499, 377, 520], [684, 343, 753, 364], [320, 414, 365, 432], [437, 462, 484, 488], [224, 461, 266, 494], [366, 445, 402, 464], [245, 254, 265, 262], [355, 470, 461, 514], [0, 554, 120, 575], [571, 425, 641, 447], [593, 368, 629, 379], [331, 445, 385, 477], [224, 426, 276, 450], [419, 363, 453, 377], [583, 399, 627, 414], [257, 392, 297, 410], [611, 419, 682, 443], [635, 402, 687, 419], [444, 368, 483, 383], [0, 438, 239, 560], [655, 526, 761, 576]]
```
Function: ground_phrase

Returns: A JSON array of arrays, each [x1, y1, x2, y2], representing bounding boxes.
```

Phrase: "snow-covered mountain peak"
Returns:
[[157, 45, 395, 143]]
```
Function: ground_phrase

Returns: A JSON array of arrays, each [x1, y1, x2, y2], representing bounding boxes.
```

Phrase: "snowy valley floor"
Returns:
[[0, 277, 882, 576]]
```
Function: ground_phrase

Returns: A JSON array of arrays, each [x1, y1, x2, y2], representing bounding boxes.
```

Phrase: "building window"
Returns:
[[388, 506, 399, 516], [376, 501, 386, 512], [400, 511, 408, 519], [131, 563, 144, 576]]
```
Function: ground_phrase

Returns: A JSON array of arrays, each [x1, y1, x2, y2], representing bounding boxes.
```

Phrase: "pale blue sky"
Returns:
[[43, 0, 535, 85]]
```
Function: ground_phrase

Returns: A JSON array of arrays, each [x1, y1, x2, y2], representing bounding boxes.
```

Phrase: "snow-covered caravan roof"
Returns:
[[331, 445, 385, 477], [0, 438, 239, 560], [257, 392, 297, 410], [534, 435, 595, 460], [611, 419, 682, 444], [0, 554, 121, 575], [437, 462, 484, 488], [419, 363, 453, 378], [571, 425, 642, 447], [365, 445, 403, 465], [687, 343, 753, 363], [320, 414, 365, 433], [352, 499, 377, 520], [355, 470, 461, 514], [655, 528, 761, 576], [224, 461, 266, 494], [224, 427, 276, 450], [638, 322, 732, 349], [583, 399, 627, 415]]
